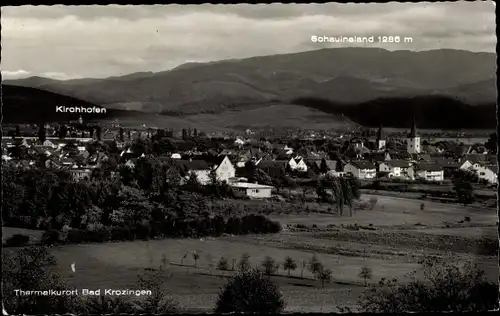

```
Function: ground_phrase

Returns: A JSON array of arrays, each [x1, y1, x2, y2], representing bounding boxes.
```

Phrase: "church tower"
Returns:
[[406, 116, 420, 154], [376, 124, 386, 150]]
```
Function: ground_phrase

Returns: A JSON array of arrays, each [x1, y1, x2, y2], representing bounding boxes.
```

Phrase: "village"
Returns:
[[2, 116, 497, 197]]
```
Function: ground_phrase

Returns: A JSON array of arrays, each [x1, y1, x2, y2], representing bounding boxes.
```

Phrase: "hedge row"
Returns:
[[4, 234, 31, 247], [42, 214, 281, 245]]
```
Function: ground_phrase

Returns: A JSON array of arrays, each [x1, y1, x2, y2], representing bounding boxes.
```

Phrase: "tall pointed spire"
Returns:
[[408, 116, 417, 138]]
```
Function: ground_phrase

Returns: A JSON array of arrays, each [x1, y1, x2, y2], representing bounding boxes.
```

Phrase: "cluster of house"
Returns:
[[340, 120, 497, 184], [2, 119, 498, 201]]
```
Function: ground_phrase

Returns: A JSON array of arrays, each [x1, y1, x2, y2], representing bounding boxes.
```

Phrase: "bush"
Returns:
[[261, 256, 277, 276], [79, 296, 137, 314], [110, 226, 133, 241], [214, 268, 285, 314], [238, 253, 251, 272], [41, 229, 65, 245], [360, 258, 498, 312], [5, 234, 31, 247], [67, 229, 86, 244], [134, 222, 152, 240]]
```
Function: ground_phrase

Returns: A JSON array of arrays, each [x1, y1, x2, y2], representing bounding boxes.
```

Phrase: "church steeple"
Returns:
[[406, 115, 421, 154], [376, 124, 384, 141], [408, 116, 417, 138], [376, 124, 386, 150]]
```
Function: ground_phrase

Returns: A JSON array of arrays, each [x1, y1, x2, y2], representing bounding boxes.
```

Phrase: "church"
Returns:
[[406, 117, 420, 154]]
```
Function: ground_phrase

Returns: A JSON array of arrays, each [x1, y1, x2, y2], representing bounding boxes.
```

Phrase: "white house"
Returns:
[[230, 182, 273, 198], [408, 163, 444, 181], [171, 153, 182, 159], [214, 156, 236, 183], [378, 160, 412, 178], [289, 157, 308, 172], [178, 160, 212, 185], [343, 161, 376, 179], [178, 156, 235, 185], [472, 163, 498, 184]]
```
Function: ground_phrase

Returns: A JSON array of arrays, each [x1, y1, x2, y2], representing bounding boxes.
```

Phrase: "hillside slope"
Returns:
[[4, 48, 496, 115]]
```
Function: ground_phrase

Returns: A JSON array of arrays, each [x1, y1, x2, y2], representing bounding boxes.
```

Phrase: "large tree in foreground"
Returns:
[[360, 257, 498, 312], [215, 268, 285, 314], [3, 246, 79, 314]]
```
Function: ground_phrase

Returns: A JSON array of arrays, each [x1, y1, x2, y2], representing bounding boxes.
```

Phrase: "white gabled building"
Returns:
[[343, 161, 376, 179], [471, 163, 498, 184], [230, 182, 273, 199], [288, 157, 308, 172], [378, 160, 413, 178], [214, 155, 236, 183], [408, 163, 444, 182]]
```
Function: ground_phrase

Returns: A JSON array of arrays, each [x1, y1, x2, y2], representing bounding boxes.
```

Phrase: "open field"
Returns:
[[4, 194, 498, 312], [184, 103, 356, 130], [2, 227, 44, 243]]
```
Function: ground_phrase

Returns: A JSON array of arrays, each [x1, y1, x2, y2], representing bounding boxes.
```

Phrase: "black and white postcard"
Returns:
[[2, 2, 498, 314]]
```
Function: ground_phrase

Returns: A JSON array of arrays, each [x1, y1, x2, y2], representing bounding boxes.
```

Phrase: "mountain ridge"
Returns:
[[4, 47, 495, 115]]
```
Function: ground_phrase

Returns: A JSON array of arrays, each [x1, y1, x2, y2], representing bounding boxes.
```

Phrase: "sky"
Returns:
[[1, 2, 496, 80]]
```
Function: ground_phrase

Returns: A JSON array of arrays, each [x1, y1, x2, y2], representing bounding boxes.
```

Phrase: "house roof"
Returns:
[[415, 163, 443, 172], [463, 154, 487, 163], [486, 165, 498, 173], [365, 152, 389, 162], [384, 160, 411, 168], [256, 160, 284, 170], [230, 182, 274, 189], [174, 159, 211, 171], [349, 160, 375, 170]]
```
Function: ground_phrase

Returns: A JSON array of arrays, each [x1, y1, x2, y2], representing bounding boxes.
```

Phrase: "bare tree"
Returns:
[[359, 266, 373, 287]]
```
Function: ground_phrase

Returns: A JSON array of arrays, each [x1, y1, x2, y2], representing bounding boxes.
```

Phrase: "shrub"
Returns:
[[308, 254, 323, 278], [218, 256, 229, 276], [5, 234, 31, 247], [360, 258, 498, 312], [134, 222, 152, 240], [283, 256, 297, 276], [135, 266, 179, 314], [41, 229, 64, 245], [261, 256, 277, 277], [67, 229, 86, 244], [79, 296, 137, 314], [214, 268, 285, 314], [317, 267, 332, 288], [359, 266, 373, 286], [110, 226, 133, 241], [238, 253, 251, 272], [3, 246, 79, 314]]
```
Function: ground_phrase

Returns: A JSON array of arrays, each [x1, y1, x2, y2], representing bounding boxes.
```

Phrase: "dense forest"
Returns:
[[291, 95, 497, 129]]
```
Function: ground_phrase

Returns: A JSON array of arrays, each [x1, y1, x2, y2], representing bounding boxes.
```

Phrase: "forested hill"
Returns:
[[291, 95, 497, 129]]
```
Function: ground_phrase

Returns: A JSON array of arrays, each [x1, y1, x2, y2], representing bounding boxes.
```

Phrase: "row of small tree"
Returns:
[[179, 251, 373, 289], [3, 246, 496, 314]]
